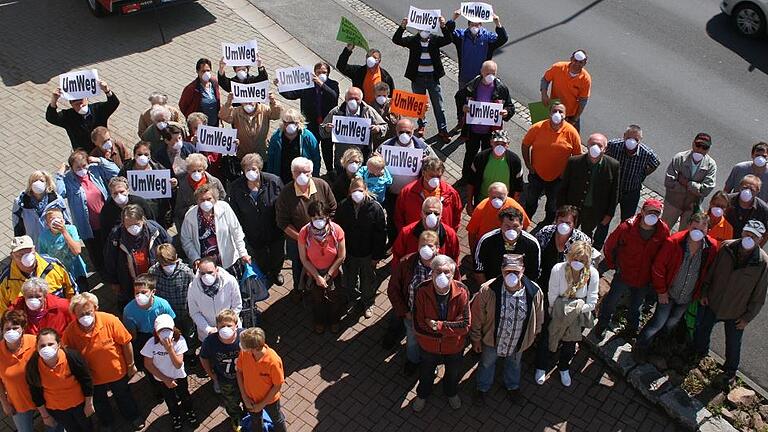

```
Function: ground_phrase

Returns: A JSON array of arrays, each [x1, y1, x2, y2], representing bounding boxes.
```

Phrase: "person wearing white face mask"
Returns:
[[173, 153, 227, 230], [540, 50, 592, 132], [336, 178, 387, 318], [123, 274, 176, 370], [706, 191, 734, 243], [179, 58, 221, 127], [38, 208, 88, 292], [100, 176, 156, 238], [141, 104, 187, 154], [411, 255, 470, 412], [458, 60, 515, 180], [557, 133, 620, 250], [695, 220, 768, 384], [379, 119, 437, 203], [662, 132, 717, 230], [470, 254, 544, 405], [156, 124, 195, 175], [605, 124, 661, 220], [11, 277, 73, 336], [522, 103, 582, 229], [62, 292, 144, 431], [366, 81, 401, 148], [0, 236, 76, 316], [336, 44, 395, 105], [12, 170, 70, 245], [393, 15, 452, 143], [466, 130, 524, 214], [475, 207, 540, 287], [46, 79, 118, 151], [724, 175, 768, 245], [327, 147, 364, 203], [216, 55, 268, 106], [137, 92, 185, 139], [395, 157, 464, 232], [724, 142, 768, 203], [467, 182, 531, 255], [266, 108, 322, 185], [392, 196, 460, 271], [89, 126, 130, 169], [220, 90, 281, 160], [187, 257, 243, 344], [119, 142, 178, 221]]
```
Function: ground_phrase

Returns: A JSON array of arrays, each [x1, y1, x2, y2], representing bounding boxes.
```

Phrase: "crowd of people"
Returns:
[[1, 5, 767, 432]]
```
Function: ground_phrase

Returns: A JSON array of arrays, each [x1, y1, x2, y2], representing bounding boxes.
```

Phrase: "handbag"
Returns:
[[241, 262, 270, 302]]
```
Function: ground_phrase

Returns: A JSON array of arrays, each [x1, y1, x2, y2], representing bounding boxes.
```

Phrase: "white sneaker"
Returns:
[[535, 369, 546, 385], [560, 370, 572, 387]]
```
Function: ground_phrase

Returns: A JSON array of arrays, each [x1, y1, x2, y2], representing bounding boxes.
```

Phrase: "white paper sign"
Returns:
[[379, 145, 424, 176], [460, 2, 494, 22], [231, 81, 269, 104], [407, 6, 442, 32], [331, 116, 371, 145], [59, 69, 102, 101], [466, 100, 504, 126], [196, 125, 238, 155], [275, 66, 314, 92], [222, 40, 259, 67], [128, 169, 172, 199]]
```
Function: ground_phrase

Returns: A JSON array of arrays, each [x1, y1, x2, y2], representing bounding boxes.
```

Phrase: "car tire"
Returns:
[[86, 0, 109, 17], [733, 3, 766, 38]]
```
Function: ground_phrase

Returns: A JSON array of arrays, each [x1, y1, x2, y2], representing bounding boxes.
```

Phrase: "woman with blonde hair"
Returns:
[[538, 240, 598, 387], [12, 171, 70, 245], [265, 108, 321, 184], [330, 147, 364, 202]]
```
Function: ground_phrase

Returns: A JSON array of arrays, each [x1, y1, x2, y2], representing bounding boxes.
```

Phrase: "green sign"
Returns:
[[528, 99, 560, 124], [336, 16, 370, 51]]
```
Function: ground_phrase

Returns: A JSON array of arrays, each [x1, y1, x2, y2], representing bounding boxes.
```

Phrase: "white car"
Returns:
[[721, 0, 768, 37]]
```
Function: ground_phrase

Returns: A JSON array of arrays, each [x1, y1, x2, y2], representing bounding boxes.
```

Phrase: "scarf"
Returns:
[[564, 265, 590, 298], [310, 224, 331, 242], [202, 277, 220, 298]]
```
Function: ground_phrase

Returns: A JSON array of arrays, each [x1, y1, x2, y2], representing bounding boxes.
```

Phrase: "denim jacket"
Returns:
[[55, 157, 119, 239]]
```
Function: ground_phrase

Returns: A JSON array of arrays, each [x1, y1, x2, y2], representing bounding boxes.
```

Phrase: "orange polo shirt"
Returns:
[[38, 349, 85, 410], [362, 67, 382, 104], [523, 120, 582, 181], [0, 334, 37, 412], [236, 345, 284, 405], [708, 216, 734, 244], [466, 197, 531, 247], [543, 61, 592, 116], [62, 311, 132, 385]]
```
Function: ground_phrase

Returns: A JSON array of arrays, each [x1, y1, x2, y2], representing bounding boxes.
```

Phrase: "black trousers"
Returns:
[[462, 132, 492, 179], [49, 403, 94, 432]]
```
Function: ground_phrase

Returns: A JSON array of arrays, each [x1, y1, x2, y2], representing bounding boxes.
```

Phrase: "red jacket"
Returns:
[[603, 214, 670, 287], [651, 230, 719, 297], [413, 279, 470, 355], [388, 253, 463, 318], [179, 78, 221, 118], [394, 179, 463, 231], [11, 294, 73, 335], [391, 221, 460, 271]]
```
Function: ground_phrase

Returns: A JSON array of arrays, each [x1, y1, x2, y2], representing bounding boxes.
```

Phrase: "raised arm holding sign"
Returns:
[[221, 40, 259, 67], [460, 2, 494, 22], [275, 66, 314, 92], [196, 125, 238, 155], [128, 169, 172, 199], [465, 100, 504, 126], [336, 16, 370, 50], [59, 69, 102, 100], [407, 6, 442, 32], [231, 81, 269, 104], [331, 115, 371, 144]]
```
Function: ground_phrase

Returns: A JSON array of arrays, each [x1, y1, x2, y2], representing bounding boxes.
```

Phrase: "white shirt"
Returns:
[[140, 336, 189, 381]]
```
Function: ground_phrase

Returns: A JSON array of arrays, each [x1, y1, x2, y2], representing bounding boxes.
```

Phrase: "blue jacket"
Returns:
[[55, 157, 119, 239], [12, 191, 70, 244], [265, 128, 321, 183], [445, 21, 508, 83]]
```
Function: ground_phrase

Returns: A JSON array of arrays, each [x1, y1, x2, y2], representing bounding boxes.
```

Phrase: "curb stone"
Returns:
[[699, 416, 739, 432]]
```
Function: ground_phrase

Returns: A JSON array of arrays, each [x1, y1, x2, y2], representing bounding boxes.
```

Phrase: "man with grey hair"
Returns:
[[605, 124, 661, 220], [276, 157, 337, 299], [557, 132, 620, 249], [142, 104, 186, 153], [137, 92, 184, 138], [391, 196, 460, 270], [411, 254, 470, 412]]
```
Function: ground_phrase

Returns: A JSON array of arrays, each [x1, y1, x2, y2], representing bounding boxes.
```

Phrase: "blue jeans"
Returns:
[[285, 238, 303, 291], [476, 346, 522, 392], [695, 306, 744, 376], [411, 75, 447, 132], [524, 172, 562, 230], [12, 410, 63, 432], [619, 189, 642, 221], [404, 318, 421, 364], [636, 301, 689, 349], [597, 276, 655, 332]]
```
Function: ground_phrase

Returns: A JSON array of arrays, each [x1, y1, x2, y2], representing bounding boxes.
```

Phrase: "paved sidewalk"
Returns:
[[0, 0, 678, 430]]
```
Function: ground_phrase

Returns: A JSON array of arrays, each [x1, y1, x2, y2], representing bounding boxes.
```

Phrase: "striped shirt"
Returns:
[[417, 41, 434, 74], [605, 139, 660, 193], [496, 288, 527, 357]]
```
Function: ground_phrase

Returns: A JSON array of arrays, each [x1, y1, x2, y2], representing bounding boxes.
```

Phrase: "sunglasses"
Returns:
[[694, 143, 710, 150], [424, 211, 441, 216]]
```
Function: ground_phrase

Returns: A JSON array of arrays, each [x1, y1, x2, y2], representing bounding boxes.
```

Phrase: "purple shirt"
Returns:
[[471, 81, 496, 134]]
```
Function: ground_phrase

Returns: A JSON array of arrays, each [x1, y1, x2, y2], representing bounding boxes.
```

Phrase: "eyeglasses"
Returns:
[[694, 143, 710, 150]]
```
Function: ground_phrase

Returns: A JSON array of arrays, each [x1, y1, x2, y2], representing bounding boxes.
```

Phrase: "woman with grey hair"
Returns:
[[227, 153, 285, 285], [137, 92, 184, 138], [12, 171, 70, 244], [9, 277, 73, 335], [141, 104, 187, 153], [265, 108, 321, 185], [173, 153, 227, 230]]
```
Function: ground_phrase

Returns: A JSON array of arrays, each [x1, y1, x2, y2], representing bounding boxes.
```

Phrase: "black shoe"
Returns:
[[403, 361, 419, 376], [172, 416, 183, 431], [186, 409, 199, 426], [472, 390, 486, 406], [274, 273, 285, 286], [507, 388, 521, 404], [632, 346, 648, 364]]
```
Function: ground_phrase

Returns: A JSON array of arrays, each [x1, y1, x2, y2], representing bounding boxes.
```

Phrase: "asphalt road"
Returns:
[[252, 0, 768, 390]]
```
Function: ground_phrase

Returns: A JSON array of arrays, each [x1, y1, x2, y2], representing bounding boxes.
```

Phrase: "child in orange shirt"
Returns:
[[236, 327, 287, 432]]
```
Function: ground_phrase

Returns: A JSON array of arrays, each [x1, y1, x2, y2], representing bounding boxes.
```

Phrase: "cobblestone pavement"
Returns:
[[0, 0, 678, 430]]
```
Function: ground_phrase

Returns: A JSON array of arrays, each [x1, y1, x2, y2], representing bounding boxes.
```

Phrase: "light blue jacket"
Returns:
[[265, 128, 321, 180], [55, 157, 119, 239]]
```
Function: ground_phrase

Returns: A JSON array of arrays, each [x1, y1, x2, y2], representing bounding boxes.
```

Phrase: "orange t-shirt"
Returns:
[[467, 198, 531, 246], [62, 311, 132, 385], [38, 350, 85, 410], [362, 67, 382, 104], [236, 345, 284, 405], [709, 216, 734, 244], [523, 120, 582, 181], [0, 334, 37, 412], [543, 61, 592, 116], [299, 223, 345, 271]]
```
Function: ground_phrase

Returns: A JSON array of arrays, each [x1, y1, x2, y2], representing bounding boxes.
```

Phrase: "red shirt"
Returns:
[[79, 174, 105, 230], [395, 179, 463, 231], [11, 294, 73, 335], [391, 222, 460, 271]]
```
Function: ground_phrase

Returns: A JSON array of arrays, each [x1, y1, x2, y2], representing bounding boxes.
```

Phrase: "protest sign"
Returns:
[[466, 100, 504, 126], [221, 40, 259, 67], [59, 69, 101, 101], [231, 81, 269, 104], [128, 169, 172, 199], [275, 66, 314, 92], [460, 2, 494, 22], [390, 89, 429, 118], [407, 6, 441, 32], [336, 17, 370, 50], [331, 116, 371, 145], [196, 125, 238, 155], [528, 99, 559, 124], [379, 145, 424, 176]]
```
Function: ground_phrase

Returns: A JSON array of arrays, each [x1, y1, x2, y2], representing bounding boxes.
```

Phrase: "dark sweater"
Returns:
[[227, 173, 284, 245], [275, 178, 337, 233], [392, 26, 452, 81], [335, 196, 387, 259], [99, 194, 157, 237], [336, 47, 395, 98], [45, 92, 120, 152], [26, 348, 93, 407]]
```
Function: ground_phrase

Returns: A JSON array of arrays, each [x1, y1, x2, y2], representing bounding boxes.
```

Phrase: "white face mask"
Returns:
[[172, 138, 183, 150], [351, 190, 365, 203], [3, 329, 21, 344], [162, 263, 177, 275], [245, 169, 259, 181], [398, 133, 412, 145], [557, 222, 572, 236], [588, 145, 602, 159], [346, 162, 360, 174], [39, 346, 58, 361], [236, 70, 248, 80], [135, 293, 151, 306], [21, 252, 36, 268], [504, 228, 518, 241], [434, 273, 450, 289], [754, 156, 767, 167], [202, 71, 212, 82], [156, 121, 168, 131], [491, 198, 504, 209], [346, 99, 359, 113], [75, 168, 88, 178], [114, 193, 129, 206], [569, 260, 585, 271], [296, 173, 310, 186], [504, 273, 519, 288], [312, 218, 327, 230], [158, 328, 174, 340], [136, 155, 150, 166], [201, 273, 217, 286], [493, 145, 506, 157], [31, 180, 46, 195], [78, 314, 95, 328], [425, 213, 439, 229], [199, 200, 214, 212], [190, 171, 204, 182], [691, 152, 704, 163], [551, 112, 564, 125], [25, 297, 42, 311], [317, 73, 328, 83], [624, 138, 638, 151], [427, 177, 440, 189], [483, 74, 495, 84], [689, 229, 705, 242], [419, 245, 435, 261], [376, 95, 387, 106], [102, 139, 113, 151], [742, 236, 756, 250], [77, 105, 89, 115], [127, 224, 142, 236], [243, 104, 256, 114], [419, 30, 431, 39], [218, 326, 235, 340], [740, 189, 754, 202], [366, 56, 378, 68], [469, 26, 480, 35], [643, 214, 659, 226], [285, 123, 299, 135], [710, 207, 724, 218]]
